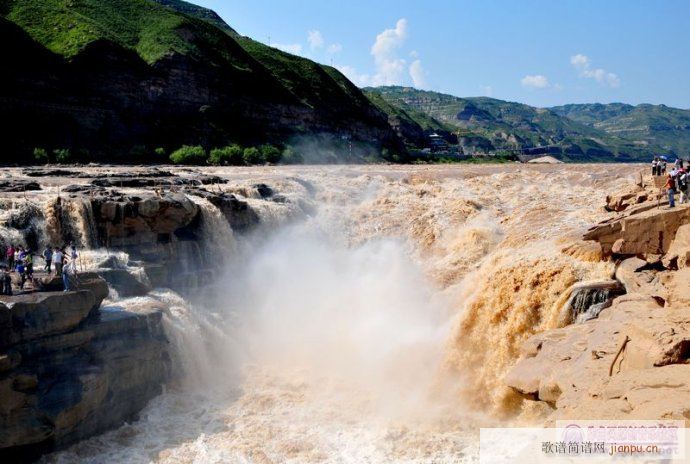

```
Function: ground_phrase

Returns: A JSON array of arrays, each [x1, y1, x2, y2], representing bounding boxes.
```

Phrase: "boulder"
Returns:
[[615, 257, 654, 294], [0, 296, 169, 459], [0, 180, 41, 192], [662, 223, 690, 269], [584, 204, 690, 257], [0, 275, 108, 348], [505, 287, 690, 420], [98, 269, 151, 297]]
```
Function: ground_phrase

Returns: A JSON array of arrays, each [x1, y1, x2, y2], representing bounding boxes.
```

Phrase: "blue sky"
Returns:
[[194, 0, 690, 108]]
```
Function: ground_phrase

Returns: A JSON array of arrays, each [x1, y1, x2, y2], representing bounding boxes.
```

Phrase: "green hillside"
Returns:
[[366, 86, 655, 160], [363, 89, 457, 147], [149, 0, 375, 114], [3, 0, 245, 64], [552, 103, 690, 155], [1, 0, 400, 163], [152, 0, 237, 35]]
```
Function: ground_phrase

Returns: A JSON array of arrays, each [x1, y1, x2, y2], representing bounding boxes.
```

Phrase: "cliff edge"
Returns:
[[506, 173, 690, 421]]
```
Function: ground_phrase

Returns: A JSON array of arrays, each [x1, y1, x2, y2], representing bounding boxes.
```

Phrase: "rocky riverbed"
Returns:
[[3, 163, 687, 463], [506, 173, 690, 421]]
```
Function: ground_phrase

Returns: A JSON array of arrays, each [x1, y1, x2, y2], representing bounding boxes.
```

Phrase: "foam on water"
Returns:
[[37, 164, 633, 463]]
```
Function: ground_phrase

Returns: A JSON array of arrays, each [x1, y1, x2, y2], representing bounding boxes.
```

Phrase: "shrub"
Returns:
[[209, 144, 244, 165], [169, 145, 207, 165], [281, 146, 304, 164], [259, 144, 281, 164], [53, 148, 71, 163], [154, 147, 166, 157], [33, 148, 48, 163], [129, 145, 148, 160], [242, 147, 264, 165]]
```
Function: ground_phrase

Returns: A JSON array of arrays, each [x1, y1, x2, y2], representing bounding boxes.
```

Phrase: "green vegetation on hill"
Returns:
[[151, 0, 237, 35], [366, 86, 657, 160], [3, 0, 247, 64], [151, 0, 377, 116], [2, 0, 400, 164], [364, 90, 457, 148], [551, 103, 690, 155]]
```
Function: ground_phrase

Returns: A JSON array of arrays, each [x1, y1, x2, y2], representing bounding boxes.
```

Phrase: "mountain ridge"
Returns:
[[1, 0, 402, 163], [365, 86, 679, 161]]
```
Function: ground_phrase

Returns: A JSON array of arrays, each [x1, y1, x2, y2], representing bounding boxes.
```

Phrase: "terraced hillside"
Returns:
[[367, 86, 656, 161], [552, 103, 690, 155]]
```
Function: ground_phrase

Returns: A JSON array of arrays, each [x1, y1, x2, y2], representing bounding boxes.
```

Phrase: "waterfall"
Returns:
[[186, 195, 237, 264], [43, 196, 98, 248], [558, 280, 626, 325]]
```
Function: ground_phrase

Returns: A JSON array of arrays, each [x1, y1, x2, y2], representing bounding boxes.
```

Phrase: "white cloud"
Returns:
[[521, 74, 550, 89], [273, 43, 303, 55], [336, 65, 370, 87], [370, 18, 409, 86], [409, 59, 426, 88], [480, 85, 493, 97], [338, 18, 428, 88], [307, 30, 324, 50], [570, 54, 620, 88], [327, 43, 343, 54]]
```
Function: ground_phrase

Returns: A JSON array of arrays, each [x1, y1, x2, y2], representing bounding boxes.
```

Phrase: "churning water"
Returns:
[[34, 164, 633, 463]]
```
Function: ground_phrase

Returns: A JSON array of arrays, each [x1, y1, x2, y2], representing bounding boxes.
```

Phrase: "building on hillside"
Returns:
[[428, 133, 449, 153]]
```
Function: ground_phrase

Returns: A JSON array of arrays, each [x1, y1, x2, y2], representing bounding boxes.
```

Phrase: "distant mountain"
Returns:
[[363, 89, 457, 148], [365, 86, 657, 161], [551, 103, 690, 155], [1, 0, 401, 163]]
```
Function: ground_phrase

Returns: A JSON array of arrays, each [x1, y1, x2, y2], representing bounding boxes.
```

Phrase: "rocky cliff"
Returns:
[[505, 173, 690, 421], [0, 166, 304, 460], [0, 274, 170, 462], [1, 0, 402, 163]]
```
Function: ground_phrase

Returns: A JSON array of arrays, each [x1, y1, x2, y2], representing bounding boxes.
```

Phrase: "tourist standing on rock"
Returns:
[[62, 255, 77, 292], [42, 246, 53, 272], [661, 160, 668, 175], [652, 157, 659, 176], [1, 266, 11, 296], [54, 247, 64, 276], [666, 173, 676, 208], [16, 259, 26, 290], [6, 245, 14, 271], [25, 252, 33, 280], [679, 169, 689, 204]]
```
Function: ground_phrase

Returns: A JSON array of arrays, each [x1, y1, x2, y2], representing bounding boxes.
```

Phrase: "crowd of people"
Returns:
[[0, 243, 79, 296], [653, 157, 688, 208]]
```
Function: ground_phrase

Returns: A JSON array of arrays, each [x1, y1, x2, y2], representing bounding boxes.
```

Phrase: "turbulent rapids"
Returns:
[[0, 164, 634, 463]]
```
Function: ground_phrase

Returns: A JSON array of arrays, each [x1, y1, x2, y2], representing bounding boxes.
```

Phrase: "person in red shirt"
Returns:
[[6, 245, 15, 271]]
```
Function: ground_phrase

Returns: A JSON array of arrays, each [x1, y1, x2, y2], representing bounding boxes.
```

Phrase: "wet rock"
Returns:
[[1, 275, 108, 348], [196, 175, 228, 185], [190, 189, 260, 233], [61, 184, 107, 194], [559, 280, 625, 324], [0, 180, 41, 192], [254, 183, 273, 198], [92, 177, 158, 188], [23, 168, 77, 177], [98, 269, 151, 297], [90, 192, 200, 247], [0, 286, 169, 459]]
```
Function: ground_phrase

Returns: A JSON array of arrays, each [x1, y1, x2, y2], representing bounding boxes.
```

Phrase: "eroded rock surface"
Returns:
[[0, 276, 169, 461], [507, 174, 690, 421]]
